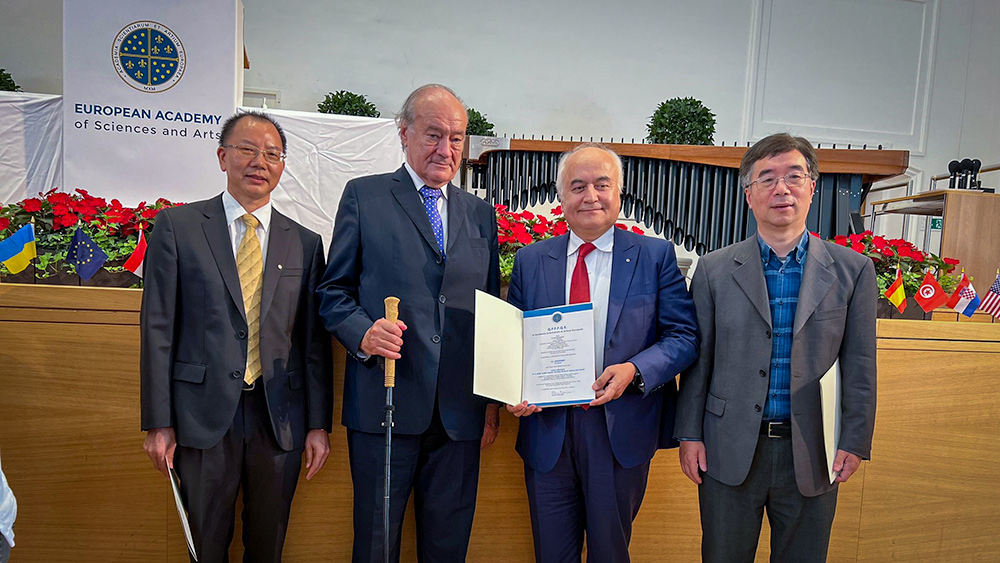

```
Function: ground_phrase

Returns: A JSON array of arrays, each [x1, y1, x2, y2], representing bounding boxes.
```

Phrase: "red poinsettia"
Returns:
[[830, 230, 961, 296]]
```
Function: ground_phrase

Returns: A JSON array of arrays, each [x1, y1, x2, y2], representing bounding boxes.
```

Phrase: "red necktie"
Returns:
[[570, 242, 596, 304], [570, 242, 596, 409]]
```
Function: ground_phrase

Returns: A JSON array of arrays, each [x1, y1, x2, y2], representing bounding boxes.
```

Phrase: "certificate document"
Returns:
[[474, 290, 596, 407]]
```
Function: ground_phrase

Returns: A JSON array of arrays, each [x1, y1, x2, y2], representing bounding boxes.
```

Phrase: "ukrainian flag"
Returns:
[[0, 224, 37, 274]]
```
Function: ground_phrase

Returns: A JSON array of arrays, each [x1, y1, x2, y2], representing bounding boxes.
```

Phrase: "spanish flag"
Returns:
[[0, 223, 37, 274], [884, 267, 907, 313]]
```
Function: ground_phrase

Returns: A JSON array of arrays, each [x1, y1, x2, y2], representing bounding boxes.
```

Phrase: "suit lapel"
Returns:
[[605, 229, 638, 347], [390, 167, 443, 259], [260, 210, 292, 323], [445, 183, 467, 255], [202, 195, 246, 320], [731, 237, 772, 328], [793, 237, 835, 335], [542, 237, 569, 308]]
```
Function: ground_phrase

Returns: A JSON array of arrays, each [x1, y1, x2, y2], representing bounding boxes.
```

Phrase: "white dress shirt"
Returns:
[[222, 189, 272, 265], [565, 227, 615, 376], [404, 162, 449, 245], [0, 449, 16, 548]]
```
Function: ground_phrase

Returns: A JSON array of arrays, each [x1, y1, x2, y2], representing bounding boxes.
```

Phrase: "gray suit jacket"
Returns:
[[675, 235, 876, 497]]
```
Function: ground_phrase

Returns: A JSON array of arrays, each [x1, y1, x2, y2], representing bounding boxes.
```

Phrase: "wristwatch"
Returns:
[[631, 364, 645, 393]]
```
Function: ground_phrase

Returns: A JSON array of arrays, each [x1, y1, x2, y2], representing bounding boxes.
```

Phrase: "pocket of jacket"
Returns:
[[287, 369, 303, 390], [814, 306, 847, 321], [279, 267, 305, 277], [705, 392, 726, 417], [172, 362, 206, 384]]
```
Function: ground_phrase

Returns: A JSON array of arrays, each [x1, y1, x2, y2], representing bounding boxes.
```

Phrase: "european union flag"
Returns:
[[67, 228, 108, 281]]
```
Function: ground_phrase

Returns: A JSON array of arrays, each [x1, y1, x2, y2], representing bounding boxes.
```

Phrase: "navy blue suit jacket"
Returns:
[[507, 228, 699, 472], [317, 166, 501, 440]]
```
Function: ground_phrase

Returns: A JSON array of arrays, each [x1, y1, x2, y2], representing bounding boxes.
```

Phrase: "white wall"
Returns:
[[2, 0, 998, 245]]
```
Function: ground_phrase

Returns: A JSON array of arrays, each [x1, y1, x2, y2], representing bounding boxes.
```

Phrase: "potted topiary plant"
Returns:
[[466, 107, 495, 136], [646, 97, 716, 145], [1, 68, 22, 92], [317, 90, 380, 117]]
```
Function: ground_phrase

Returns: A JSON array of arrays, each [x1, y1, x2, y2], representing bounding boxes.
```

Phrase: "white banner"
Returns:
[[62, 0, 243, 204], [260, 109, 403, 251], [0, 92, 63, 205]]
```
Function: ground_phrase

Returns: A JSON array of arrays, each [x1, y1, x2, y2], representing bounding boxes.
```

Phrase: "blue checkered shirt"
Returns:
[[758, 232, 809, 422]]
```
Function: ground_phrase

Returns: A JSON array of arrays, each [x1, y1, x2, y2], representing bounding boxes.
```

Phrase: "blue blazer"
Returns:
[[507, 228, 699, 472], [317, 166, 501, 440]]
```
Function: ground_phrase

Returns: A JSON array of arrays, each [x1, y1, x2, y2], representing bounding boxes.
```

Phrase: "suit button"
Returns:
[[766, 329, 772, 339], [436, 256, 443, 265], [238, 330, 247, 339], [439, 294, 446, 304], [231, 370, 241, 379], [759, 369, 766, 378], [431, 335, 441, 344], [754, 404, 761, 412]]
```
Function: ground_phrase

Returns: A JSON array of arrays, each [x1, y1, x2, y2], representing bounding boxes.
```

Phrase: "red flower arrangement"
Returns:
[[496, 204, 644, 282], [831, 231, 961, 296], [0, 188, 181, 280]]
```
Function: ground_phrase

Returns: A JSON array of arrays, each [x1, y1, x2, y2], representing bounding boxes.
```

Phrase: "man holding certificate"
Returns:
[[506, 144, 699, 562]]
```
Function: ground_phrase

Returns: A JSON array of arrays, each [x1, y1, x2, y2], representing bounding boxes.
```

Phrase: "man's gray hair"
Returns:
[[395, 84, 465, 130], [555, 143, 624, 200]]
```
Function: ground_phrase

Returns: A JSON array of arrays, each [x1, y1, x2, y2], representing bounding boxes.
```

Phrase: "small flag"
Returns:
[[123, 230, 147, 277], [979, 274, 1000, 319], [913, 272, 949, 312], [946, 274, 979, 317], [67, 227, 108, 281], [884, 268, 907, 313], [0, 223, 37, 274]]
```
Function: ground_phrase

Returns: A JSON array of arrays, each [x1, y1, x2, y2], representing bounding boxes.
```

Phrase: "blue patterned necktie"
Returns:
[[418, 186, 446, 260]]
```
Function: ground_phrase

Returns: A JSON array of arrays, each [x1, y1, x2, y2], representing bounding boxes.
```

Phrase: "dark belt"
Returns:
[[760, 420, 791, 438]]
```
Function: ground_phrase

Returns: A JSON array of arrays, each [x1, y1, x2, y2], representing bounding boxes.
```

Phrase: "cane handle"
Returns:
[[384, 297, 400, 388]]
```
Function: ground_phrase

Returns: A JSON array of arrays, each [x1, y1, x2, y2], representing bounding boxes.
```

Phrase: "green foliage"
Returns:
[[317, 90, 380, 117], [0, 68, 22, 92], [466, 107, 495, 136], [646, 97, 716, 145]]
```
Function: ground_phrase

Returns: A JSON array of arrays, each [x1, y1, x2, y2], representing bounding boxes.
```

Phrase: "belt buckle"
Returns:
[[767, 421, 781, 438]]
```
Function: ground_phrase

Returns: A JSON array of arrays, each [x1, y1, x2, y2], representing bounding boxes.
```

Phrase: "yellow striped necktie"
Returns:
[[237, 213, 263, 385]]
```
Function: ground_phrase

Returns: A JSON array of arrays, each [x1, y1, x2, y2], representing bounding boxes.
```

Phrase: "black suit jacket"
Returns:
[[317, 166, 500, 440], [140, 194, 333, 451]]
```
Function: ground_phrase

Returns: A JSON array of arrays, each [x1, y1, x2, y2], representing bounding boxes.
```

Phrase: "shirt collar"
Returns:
[[222, 189, 272, 232], [404, 162, 449, 200], [758, 230, 809, 265], [567, 226, 615, 256]]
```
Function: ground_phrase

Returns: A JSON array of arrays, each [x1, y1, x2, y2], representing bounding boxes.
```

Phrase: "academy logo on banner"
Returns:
[[63, 0, 242, 204], [112, 21, 186, 93]]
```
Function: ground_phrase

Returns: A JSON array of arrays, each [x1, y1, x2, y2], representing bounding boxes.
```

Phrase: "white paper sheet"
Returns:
[[819, 359, 842, 484]]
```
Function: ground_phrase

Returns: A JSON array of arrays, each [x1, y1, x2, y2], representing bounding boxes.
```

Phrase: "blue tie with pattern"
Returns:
[[418, 186, 446, 260]]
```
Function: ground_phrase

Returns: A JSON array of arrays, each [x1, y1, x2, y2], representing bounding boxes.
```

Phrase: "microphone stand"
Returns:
[[382, 296, 400, 563]]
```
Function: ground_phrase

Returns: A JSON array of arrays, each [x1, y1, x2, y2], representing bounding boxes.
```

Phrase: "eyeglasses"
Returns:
[[746, 172, 812, 191], [222, 144, 286, 164]]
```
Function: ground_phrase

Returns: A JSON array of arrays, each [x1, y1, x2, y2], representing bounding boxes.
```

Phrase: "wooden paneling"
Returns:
[[1, 285, 997, 562], [469, 140, 909, 183]]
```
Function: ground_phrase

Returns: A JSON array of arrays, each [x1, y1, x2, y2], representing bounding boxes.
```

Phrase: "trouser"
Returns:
[[699, 431, 838, 563], [174, 384, 303, 563], [524, 405, 650, 563], [347, 406, 481, 563]]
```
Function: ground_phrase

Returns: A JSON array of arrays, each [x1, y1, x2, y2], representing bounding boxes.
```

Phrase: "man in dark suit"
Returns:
[[317, 84, 501, 562], [141, 111, 333, 563], [506, 144, 699, 562], [675, 133, 877, 562]]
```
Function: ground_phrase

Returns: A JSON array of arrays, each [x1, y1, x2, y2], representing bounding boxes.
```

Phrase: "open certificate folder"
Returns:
[[473, 290, 596, 407], [819, 359, 842, 484]]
